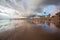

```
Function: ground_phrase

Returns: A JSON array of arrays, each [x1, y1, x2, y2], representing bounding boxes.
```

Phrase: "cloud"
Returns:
[[0, 0, 60, 17], [42, 0, 60, 5], [50, 6, 60, 16]]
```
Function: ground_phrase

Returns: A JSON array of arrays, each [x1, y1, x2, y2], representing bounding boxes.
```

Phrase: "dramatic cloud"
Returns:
[[42, 0, 60, 5], [50, 6, 60, 16], [0, 0, 60, 17]]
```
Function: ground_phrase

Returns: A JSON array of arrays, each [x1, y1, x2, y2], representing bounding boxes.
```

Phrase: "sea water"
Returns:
[[0, 20, 10, 27]]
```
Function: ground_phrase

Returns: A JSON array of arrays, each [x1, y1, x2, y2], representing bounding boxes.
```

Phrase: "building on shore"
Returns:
[[29, 16, 45, 24]]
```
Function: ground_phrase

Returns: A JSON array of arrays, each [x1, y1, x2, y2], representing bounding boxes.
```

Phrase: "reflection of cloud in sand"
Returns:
[[0, 20, 26, 33]]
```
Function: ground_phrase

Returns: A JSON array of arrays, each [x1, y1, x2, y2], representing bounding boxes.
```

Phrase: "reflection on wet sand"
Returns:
[[0, 20, 60, 40]]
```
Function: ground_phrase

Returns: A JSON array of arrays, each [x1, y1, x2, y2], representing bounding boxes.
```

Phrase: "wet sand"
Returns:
[[0, 20, 60, 40]]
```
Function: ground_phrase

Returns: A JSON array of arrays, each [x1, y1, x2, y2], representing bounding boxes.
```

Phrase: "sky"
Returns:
[[0, 0, 60, 18], [0, 5, 23, 18]]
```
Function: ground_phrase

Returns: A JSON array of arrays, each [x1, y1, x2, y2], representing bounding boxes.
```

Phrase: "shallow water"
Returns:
[[0, 20, 10, 28], [0, 20, 57, 33]]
